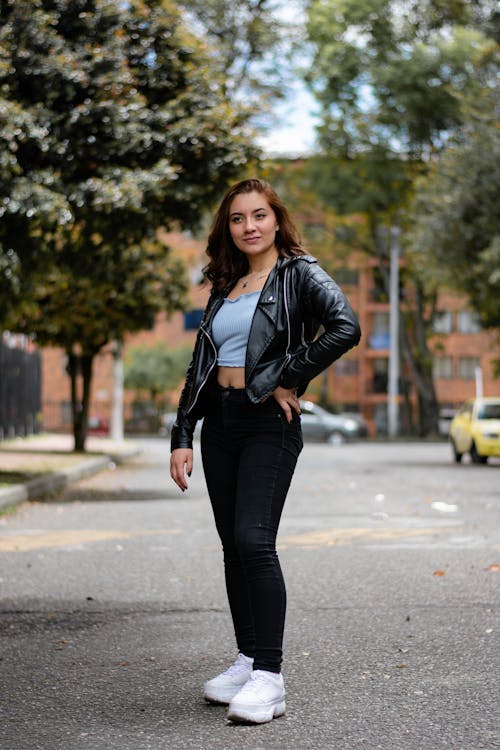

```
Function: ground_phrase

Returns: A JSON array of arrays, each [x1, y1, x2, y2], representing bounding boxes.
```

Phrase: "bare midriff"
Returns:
[[217, 365, 246, 389]]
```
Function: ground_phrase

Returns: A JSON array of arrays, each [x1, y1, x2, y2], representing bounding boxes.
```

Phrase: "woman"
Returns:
[[170, 178, 360, 724]]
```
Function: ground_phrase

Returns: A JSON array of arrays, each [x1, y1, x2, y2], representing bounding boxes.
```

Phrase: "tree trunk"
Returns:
[[400, 329, 439, 436], [67, 350, 94, 452], [370, 219, 440, 436]]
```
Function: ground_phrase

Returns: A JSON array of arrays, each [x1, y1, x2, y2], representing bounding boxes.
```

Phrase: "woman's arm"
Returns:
[[280, 263, 361, 390]]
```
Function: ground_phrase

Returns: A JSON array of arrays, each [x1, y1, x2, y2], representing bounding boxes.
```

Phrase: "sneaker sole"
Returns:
[[227, 699, 286, 724], [204, 693, 231, 706], [204, 686, 244, 705]]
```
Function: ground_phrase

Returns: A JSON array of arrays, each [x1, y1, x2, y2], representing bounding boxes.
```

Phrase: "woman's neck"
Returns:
[[246, 251, 279, 274]]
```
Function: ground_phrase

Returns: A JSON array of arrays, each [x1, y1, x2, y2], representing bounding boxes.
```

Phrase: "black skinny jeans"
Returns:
[[200, 385, 303, 673]]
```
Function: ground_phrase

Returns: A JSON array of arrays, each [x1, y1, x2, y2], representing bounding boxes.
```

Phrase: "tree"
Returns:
[[0, 0, 256, 449], [410, 118, 500, 331], [124, 341, 192, 404], [21, 238, 189, 449], [305, 0, 497, 434], [180, 0, 296, 112]]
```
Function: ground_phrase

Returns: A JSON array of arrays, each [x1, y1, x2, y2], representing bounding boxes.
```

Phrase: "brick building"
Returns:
[[321, 260, 499, 434], [41, 231, 209, 434], [40, 236, 499, 436]]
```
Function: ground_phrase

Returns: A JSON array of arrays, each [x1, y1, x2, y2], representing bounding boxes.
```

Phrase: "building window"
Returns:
[[433, 312, 454, 334], [458, 357, 480, 379], [369, 312, 390, 349], [184, 309, 203, 330], [334, 358, 359, 375], [372, 357, 388, 393], [334, 268, 359, 286], [433, 356, 454, 379], [457, 311, 481, 334]]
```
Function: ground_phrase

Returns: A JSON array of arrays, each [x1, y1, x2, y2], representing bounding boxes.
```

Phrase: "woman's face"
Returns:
[[228, 191, 279, 261]]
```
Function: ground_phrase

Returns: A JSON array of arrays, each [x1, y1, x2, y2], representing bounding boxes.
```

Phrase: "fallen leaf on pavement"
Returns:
[[433, 570, 446, 576], [485, 563, 499, 572]]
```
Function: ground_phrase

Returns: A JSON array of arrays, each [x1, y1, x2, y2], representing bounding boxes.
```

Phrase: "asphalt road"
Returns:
[[0, 438, 499, 750]]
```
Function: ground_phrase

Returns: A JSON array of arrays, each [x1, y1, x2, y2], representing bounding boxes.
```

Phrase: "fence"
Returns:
[[0, 342, 41, 440]]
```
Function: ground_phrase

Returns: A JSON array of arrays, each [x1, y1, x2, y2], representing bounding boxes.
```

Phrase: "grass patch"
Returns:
[[0, 470, 46, 487]]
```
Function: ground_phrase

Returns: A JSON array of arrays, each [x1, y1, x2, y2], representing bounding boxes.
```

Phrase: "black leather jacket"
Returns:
[[171, 255, 361, 450]]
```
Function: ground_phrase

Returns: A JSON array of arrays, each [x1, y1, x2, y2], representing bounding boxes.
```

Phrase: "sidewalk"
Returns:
[[0, 433, 140, 511]]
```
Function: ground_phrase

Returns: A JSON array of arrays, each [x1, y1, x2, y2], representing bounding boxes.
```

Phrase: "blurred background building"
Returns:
[[38, 236, 497, 438]]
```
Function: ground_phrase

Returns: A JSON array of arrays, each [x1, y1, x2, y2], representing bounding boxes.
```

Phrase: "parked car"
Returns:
[[438, 407, 458, 437], [161, 400, 368, 444], [449, 397, 500, 464], [299, 400, 367, 444], [87, 416, 109, 436], [159, 412, 177, 437], [160, 412, 202, 438]]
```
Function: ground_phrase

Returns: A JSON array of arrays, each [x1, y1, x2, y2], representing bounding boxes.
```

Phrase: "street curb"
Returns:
[[0, 449, 139, 512]]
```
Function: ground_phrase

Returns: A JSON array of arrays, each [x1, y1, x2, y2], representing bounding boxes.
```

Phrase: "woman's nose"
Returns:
[[243, 217, 256, 232]]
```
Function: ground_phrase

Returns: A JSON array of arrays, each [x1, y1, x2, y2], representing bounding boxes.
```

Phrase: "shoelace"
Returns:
[[224, 655, 251, 678], [239, 671, 278, 696]]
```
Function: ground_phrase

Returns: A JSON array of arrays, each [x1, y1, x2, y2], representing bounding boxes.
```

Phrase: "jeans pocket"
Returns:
[[279, 412, 303, 455]]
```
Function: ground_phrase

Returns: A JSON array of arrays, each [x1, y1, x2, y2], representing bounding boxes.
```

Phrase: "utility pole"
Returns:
[[475, 366, 483, 398], [111, 340, 124, 441], [388, 226, 400, 438]]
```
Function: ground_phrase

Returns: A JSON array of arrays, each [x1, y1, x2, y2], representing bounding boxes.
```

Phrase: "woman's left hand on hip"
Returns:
[[272, 386, 301, 423]]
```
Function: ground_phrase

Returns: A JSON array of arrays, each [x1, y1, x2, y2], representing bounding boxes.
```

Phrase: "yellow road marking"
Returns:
[[1, 525, 457, 552], [278, 526, 455, 549], [0, 528, 181, 552]]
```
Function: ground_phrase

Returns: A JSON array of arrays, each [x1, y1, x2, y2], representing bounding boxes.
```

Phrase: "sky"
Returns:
[[256, 0, 320, 157], [256, 82, 320, 156]]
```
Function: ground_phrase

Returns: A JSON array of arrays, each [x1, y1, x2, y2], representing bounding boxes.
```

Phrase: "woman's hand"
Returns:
[[272, 386, 301, 423], [170, 448, 193, 492]]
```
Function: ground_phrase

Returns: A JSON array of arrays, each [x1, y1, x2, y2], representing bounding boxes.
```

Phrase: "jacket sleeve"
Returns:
[[279, 263, 361, 390], [170, 340, 199, 451], [170, 287, 217, 451]]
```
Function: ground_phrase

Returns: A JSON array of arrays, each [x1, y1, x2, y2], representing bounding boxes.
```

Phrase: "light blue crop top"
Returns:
[[212, 291, 260, 367]]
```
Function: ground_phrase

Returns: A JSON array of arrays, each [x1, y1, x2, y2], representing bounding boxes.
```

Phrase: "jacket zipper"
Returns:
[[186, 325, 217, 415], [283, 266, 292, 367]]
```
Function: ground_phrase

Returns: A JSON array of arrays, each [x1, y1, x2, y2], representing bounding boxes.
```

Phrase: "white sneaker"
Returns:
[[203, 653, 254, 705], [227, 669, 286, 724]]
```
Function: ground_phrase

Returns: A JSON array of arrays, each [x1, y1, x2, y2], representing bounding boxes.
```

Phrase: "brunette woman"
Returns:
[[170, 178, 360, 724]]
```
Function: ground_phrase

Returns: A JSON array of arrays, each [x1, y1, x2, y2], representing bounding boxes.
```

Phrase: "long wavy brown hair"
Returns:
[[204, 178, 305, 291]]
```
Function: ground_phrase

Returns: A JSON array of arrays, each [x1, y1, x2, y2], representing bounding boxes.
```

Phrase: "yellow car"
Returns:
[[450, 398, 500, 464]]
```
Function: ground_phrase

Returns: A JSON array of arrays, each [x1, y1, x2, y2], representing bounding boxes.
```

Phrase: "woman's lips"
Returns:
[[244, 236, 261, 243]]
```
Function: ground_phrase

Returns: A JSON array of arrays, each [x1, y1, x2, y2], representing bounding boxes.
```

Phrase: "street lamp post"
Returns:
[[111, 340, 124, 442], [388, 226, 400, 438]]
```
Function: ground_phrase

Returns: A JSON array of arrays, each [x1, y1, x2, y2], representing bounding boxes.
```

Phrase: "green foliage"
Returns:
[[180, 0, 295, 111], [0, 0, 257, 448], [263, 158, 362, 273], [124, 341, 192, 400], [304, 0, 499, 433], [305, 0, 497, 210], [410, 118, 500, 330], [16, 239, 189, 353], [0, 0, 257, 330]]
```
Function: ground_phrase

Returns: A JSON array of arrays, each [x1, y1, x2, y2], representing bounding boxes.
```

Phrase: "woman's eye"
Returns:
[[256, 213, 266, 219]]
